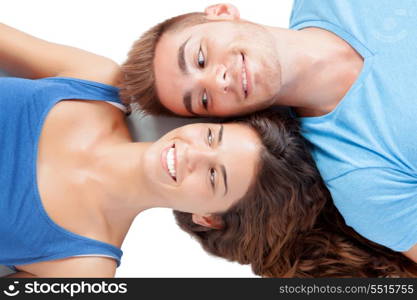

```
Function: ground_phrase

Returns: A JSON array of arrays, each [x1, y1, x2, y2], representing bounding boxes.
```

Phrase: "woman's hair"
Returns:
[[120, 12, 207, 116], [174, 108, 417, 277]]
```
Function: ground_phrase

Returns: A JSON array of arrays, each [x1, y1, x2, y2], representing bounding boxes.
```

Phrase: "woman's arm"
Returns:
[[0, 23, 119, 84], [8, 257, 117, 278], [5, 271, 37, 278]]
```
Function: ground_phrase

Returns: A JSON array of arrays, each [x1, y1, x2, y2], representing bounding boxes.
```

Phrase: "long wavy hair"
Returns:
[[174, 109, 417, 277]]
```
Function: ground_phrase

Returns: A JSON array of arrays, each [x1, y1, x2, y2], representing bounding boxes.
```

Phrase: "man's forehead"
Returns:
[[166, 20, 211, 41], [154, 35, 193, 116]]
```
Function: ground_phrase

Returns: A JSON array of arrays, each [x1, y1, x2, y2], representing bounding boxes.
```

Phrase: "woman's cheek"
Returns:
[[183, 176, 206, 199]]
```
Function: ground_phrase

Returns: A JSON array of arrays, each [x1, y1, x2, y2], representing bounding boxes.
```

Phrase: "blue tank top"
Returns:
[[0, 77, 125, 270]]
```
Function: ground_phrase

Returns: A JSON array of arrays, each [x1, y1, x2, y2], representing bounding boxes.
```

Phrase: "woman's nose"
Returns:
[[185, 146, 215, 173]]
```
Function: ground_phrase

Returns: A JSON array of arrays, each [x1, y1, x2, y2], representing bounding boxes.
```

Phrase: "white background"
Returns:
[[0, 0, 293, 277]]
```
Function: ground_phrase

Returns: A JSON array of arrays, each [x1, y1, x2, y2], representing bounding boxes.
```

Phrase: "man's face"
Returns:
[[154, 19, 282, 117]]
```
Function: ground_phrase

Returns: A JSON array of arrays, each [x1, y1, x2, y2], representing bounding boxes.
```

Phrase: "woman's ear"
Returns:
[[204, 3, 240, 21], [192, 214, 224, 229]]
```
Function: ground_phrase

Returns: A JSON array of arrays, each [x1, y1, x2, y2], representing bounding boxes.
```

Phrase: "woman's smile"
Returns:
[[166, 144, 177, 181], [161, 142, 177, 183]]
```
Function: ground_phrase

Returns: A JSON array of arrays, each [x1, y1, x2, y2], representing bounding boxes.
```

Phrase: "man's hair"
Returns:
[[120, 12, 209, 116]]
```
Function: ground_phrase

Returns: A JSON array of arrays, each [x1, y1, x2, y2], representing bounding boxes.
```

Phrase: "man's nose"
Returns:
[[206, 64, 230, 94]]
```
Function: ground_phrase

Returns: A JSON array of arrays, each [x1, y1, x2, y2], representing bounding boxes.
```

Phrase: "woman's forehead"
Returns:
[[219, 123, 261, 199]]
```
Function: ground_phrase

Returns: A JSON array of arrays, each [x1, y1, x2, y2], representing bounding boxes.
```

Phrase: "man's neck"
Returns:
[[269, 26, 364, 117]]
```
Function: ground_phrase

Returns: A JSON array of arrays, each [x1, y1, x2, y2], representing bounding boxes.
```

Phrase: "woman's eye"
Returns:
[[207, 128, 213, 145], [209, 168, 216, 188], [198, 47, 205, 68], [201, 91, 208, 110]]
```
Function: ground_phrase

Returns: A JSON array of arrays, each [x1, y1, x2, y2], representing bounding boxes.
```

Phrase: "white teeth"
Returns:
[[166, 146, 176, 179], [242, 66, 248, 92]]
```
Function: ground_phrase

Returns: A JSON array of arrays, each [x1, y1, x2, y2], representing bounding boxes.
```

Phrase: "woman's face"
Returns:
[[142, 122, 261, 216]]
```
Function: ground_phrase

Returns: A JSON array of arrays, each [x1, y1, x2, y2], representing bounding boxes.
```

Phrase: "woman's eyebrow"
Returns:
[[221, 165, 228, 196], [218, 125, 228, 196], [183, 91, 197, 116], [219, 124, 224, 144]]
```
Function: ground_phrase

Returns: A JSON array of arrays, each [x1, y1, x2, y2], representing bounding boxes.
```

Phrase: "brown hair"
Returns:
[[174, 109, 417, 277], [120, 12, 208, 116]]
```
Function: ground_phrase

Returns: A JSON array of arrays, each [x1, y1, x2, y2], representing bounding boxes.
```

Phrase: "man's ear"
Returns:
[[204, 3, 240, 21], [192, 214, 224, 229]]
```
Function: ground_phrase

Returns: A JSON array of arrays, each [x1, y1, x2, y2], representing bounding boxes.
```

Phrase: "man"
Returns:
[[120, 1, 417, 264]]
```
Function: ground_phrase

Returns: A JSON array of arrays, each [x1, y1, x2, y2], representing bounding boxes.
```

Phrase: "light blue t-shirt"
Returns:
[[290, 0, 417, 251]]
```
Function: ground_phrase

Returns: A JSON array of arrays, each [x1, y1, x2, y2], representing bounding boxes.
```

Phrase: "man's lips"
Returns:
[[241, 53, 251, 99]]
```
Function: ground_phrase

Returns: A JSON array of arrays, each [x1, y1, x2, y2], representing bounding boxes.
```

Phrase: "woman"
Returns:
[[0, 69, 275, 276]]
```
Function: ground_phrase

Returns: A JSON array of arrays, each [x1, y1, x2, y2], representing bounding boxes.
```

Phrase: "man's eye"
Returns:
[[202, 91, 208, 110], [207, 128, 213, 146], [198, 47, 205, 68], [209, 168, 216, 188]]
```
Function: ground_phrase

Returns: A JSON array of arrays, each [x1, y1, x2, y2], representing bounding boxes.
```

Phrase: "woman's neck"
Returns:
[[88, 141, 171, 237]]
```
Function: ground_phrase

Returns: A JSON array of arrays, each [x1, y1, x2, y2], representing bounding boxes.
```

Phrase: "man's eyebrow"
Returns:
[[218, 125, 228, 196], [179, 36, 199, 117], [178, 36, 191, 75]]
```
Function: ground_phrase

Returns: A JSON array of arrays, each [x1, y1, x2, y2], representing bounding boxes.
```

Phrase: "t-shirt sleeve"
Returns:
[[327, 167, 417, 251]]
